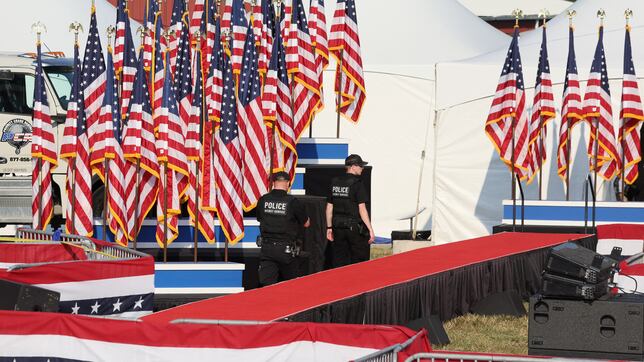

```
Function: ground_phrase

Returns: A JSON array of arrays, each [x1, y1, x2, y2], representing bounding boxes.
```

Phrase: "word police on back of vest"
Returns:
[[263, 201, 288, 216], [332, 186, 350, 198]]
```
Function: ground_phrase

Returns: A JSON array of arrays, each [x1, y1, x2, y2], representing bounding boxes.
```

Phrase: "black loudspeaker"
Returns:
[[545, 242, 617, 283], [0, 279, 60, 312], [529, 294, 644, 360], [471, 290, 526, 317], [405, 315, 450, 345], [541, 273, 609, 300]]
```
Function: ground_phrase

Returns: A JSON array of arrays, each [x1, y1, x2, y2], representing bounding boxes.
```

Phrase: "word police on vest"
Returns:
[[332, 186, 350, 198], [264, 201, 288, 215]]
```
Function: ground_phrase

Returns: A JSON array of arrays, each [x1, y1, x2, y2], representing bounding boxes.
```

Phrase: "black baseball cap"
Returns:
[[271, 171, 290, 182], [345, 154, 368, 167]]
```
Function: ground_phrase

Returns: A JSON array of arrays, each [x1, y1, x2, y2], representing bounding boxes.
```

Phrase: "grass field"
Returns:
[[370, 244, 529, 355]]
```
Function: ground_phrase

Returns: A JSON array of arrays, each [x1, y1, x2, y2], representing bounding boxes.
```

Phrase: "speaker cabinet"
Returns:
[[405, 314, 450, 345], [0, 279, 60, 312], [529, 294, 644, 360]]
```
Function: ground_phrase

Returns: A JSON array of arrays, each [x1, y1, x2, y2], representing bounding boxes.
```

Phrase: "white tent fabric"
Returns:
[[433, 0, 644, 244], [311, 0, 508, 238], [2, 0, 141, 56], [457, 0, 572, 18]]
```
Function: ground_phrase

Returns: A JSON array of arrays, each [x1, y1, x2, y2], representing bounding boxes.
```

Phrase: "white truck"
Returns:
[[0, 52, 103, 226]]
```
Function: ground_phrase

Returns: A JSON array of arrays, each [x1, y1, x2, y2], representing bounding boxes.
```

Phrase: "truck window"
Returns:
[[0, 73, 35, 115], [45, 67, 73, 111]]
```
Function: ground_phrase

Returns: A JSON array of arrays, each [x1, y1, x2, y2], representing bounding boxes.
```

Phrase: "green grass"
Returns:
[[369, 246, 529, 355], [436, 307, 529, 355]]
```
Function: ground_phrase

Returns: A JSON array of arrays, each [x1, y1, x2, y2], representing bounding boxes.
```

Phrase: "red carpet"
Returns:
[[144, 232, 589, 324]]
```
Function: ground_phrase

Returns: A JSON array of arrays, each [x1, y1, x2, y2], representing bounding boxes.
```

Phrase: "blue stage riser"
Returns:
[[154, 263, 245, 295], [296, 138, 349, 164], [502, 200, 644, 226], [93, 219, 260, 249]]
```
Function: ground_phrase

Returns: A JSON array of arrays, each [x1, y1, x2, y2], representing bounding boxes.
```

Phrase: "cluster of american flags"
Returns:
[[486, 23, 644, 193], [31, 0, 365, 246]]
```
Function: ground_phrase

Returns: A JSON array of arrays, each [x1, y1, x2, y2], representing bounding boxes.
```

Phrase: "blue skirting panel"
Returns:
[[297, 138, 349, 164], [502, 200, 644, 226], [155, 262, 244, 295], [93, 218, 261, 249]]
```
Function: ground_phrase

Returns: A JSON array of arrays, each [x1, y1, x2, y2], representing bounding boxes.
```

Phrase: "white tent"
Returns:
[[433, 0, 644, 243], [311, 0, 509, 238], [2, 0, 141, 56]]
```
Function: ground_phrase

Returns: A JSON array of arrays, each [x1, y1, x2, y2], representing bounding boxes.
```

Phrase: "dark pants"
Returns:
[[332, 228, 369, 267], [258, 243, 299, 286]]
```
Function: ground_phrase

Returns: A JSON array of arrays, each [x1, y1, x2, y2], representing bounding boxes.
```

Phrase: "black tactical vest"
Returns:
[[330, 174, 360, 221], [259, 191, 299, 241]]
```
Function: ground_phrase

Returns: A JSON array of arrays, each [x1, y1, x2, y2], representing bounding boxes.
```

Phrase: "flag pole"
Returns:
[[102, 26, 117, 241], [565, 11, 575, 201], [510, 10, 522, 231], [268, 0, 281, 186], [162, 28, 169, 263], [32, 21, 46, 230], [621, 10, 633, 201], [537, 10, 548, 201], [69, 22, 82, 234], [223, 28, 233, 263], [193, 30, 204, 263], [132, 26, 147, 250], [593, 10, 605, 200], [335, 50, 343, 138]]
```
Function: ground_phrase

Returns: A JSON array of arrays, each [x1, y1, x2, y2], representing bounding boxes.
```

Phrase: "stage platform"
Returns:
[[502, 200, 644, 226], [143, 232, 595, 325]]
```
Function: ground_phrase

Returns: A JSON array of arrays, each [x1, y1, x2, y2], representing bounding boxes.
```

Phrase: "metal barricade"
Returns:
[[354, 330, 426, 362], [14, 227, 148, 260], [403, 352, 581, 362]]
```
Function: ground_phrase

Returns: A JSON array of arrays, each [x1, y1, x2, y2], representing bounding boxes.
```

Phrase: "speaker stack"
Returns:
[[528, 242, 644, 360]]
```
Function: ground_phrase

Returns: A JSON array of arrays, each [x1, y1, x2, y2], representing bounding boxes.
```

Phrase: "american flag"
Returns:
[[173, 17, 193, 199], [230, 0, 248, 75], [82, 6, 107, 165], [151, 13, 166, 132], [583, 26, 620, 181], [526, 27, 555, 183], [99, 48, 129, 246], [187, 46, 216, 243], [485, 27, 530, 179], [557, 26, 583, 181], [263, 24, 297, 178], [214, 46, 244, 244], [122, 52, 159, 240], [142, 0, 159, 70], [114, 0, 137, 120], [289, 0, 321, 140], [60, 41, 93, 236], [206, 16, 224, 122], [619, 25, 644, 185], [238, 24, 269, 209], [155, 53, 189, 247], [329, 0, 366, 123], [168, 0, 187, 75], [221, 0, 233, 37], [309, 0, 328, 103], [201, 0, 219, 72], [190, 0, 206, 44], [254, 0, 275, 75], [31, 39, 57, 230]]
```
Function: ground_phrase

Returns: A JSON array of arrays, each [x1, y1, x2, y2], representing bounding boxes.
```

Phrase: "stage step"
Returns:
[[154, 262, 244, 296], [296, 137, 349, 165], [502, 200, 644, 226]]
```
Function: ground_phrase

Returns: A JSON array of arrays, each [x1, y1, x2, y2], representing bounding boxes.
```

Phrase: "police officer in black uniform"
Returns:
[[326, 154, 375, 267], [256, 171, 310, 286]]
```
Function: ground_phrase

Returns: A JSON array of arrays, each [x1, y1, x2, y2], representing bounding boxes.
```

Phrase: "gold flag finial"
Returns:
[[136, 26, 148, 45], [512, 9, 524, 28], [567, 10, 576, 28], [31, 21, 47, 45], [597, 8, 606, 27], [625, 9, 633, 30], [538, 9, 549, 27], [273, 0, 283, 20], [107, 25, 116, 50], [69, 22, 83, 45]]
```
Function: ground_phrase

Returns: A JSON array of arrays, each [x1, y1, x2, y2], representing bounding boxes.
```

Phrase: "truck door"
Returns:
[[0, 69, 35, 173]]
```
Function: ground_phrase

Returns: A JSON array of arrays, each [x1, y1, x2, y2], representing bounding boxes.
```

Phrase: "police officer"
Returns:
[[326, 154, 375, 267], [256, 171, 310, 286]]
